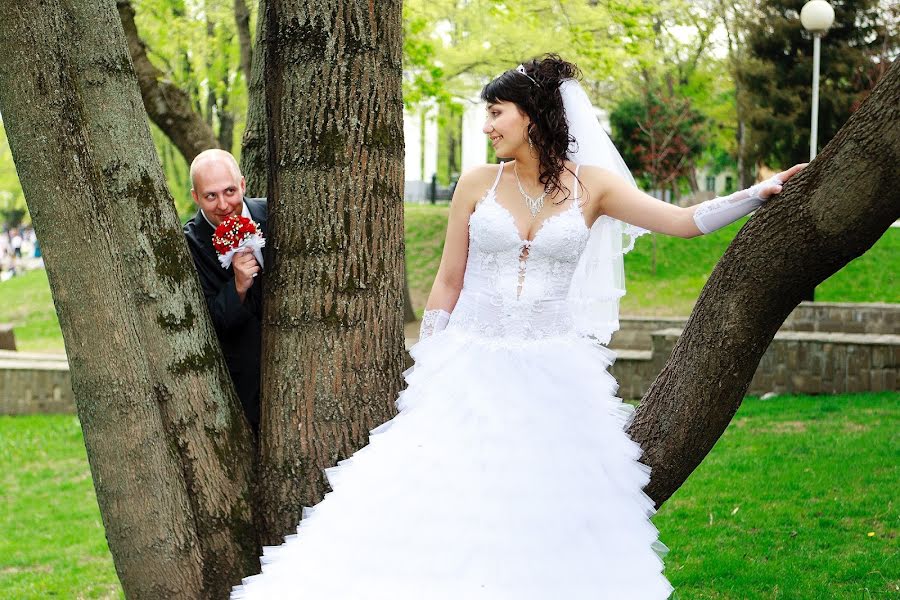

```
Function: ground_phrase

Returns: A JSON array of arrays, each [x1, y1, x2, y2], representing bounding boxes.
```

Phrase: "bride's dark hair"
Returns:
[[481, 54, 581, 201]]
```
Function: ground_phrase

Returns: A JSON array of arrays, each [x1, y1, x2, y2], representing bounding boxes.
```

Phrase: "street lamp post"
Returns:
[[800, 0, 836, 161], [799, 1, 835, 302]]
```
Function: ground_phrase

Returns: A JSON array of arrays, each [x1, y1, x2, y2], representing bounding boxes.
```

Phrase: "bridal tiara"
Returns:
[[516, 64, 540, 87]]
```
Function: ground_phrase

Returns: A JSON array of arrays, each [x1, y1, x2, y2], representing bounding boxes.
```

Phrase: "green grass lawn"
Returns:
[[1, 393, 897, 598], [656, 392, 899, 599], [0, 269, 63, 353], [0, 415, 121, 599], [1, 205, 897, 352]]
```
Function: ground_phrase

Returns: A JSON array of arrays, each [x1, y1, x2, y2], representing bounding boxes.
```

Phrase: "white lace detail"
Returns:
[[693, 175, 784, 234], [448, 168, 591, 343], [419, 309, 450, 340]]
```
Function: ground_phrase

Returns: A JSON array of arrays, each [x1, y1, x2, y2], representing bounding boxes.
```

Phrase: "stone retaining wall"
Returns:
[[611, 329, 899, 400], [0, 351, 72, 415], [610, 302, 899, 351], [781, 302, 898, 335]]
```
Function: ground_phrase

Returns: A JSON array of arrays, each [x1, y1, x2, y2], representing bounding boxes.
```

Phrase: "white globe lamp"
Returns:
[[800, 1, 835, 32]]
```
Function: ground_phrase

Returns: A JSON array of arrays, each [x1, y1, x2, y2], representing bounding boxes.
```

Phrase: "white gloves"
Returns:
[[692, 174, 785, 235], [419, 309, 451, 340]]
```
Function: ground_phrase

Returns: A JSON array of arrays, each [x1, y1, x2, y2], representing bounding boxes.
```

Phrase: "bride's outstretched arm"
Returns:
[[582, 163, 807, 238], [419, 166, 491, 339]]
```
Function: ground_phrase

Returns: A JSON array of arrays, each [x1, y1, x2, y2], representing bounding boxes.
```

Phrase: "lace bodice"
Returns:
[[448, 164, 590, 341]]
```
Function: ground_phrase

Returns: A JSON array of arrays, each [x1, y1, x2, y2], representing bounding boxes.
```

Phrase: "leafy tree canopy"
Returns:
[[737, 0, 897, 168]]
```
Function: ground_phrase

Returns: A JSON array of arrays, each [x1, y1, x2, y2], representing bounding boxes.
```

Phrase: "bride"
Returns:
[[232, 55, 805, 599]]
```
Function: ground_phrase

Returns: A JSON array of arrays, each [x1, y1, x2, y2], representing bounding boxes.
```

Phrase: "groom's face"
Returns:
[[191, 161, 246, 227]]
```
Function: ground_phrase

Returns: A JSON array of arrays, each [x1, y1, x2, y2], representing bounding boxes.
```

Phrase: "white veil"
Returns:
[[561, 79, 648, 344]]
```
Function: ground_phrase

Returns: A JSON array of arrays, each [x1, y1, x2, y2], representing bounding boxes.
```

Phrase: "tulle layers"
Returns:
[[232, 330, 672, 599]]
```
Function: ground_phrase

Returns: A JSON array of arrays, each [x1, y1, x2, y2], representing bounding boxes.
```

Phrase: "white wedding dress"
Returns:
[[232, 165, 673, 599]]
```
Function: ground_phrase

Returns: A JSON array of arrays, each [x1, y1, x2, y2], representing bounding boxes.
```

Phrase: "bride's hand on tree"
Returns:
[[757, 163, 809, 200]]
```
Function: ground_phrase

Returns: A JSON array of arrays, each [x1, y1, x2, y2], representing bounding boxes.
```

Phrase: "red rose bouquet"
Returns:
[[212, 215, 266, 270]]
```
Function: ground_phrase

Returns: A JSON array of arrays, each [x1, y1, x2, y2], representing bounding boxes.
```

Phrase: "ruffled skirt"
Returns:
[[232, 328, 672, 599]]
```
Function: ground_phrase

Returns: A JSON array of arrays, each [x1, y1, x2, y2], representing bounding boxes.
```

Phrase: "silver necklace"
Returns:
[[513, 162, 547, 217]]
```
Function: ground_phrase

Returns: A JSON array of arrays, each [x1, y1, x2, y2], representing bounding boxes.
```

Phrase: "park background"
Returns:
[[0, 0, 897, 598]]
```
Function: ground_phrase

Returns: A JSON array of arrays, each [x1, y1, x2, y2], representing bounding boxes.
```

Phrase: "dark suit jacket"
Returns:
[[184, 198, 267, 430]]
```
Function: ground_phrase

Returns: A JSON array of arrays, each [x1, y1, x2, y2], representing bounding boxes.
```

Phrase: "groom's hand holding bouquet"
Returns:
[[213, 215, 265, 302]]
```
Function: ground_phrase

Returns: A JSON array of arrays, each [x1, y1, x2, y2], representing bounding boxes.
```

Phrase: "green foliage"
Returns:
[[594, 1, 745, 191], [134, 0, 252, 148], [134, 0, 254, 217], [676, 60, 740, 171], [151, 123, 194, 218], [402, 11, 452, 108], [610, 86, 708, 191], [3, 392, 897, 597], [402, 0, 661, 105], [436, 101, 463, 186], [736, 0, 897, 168]]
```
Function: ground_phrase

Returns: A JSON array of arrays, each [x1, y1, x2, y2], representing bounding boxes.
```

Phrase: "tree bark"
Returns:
[[0, 2, 259, 597], [117, 0, 219, 164], [403, 261, 417, 323], [258, 0, 406, 545], [631, 59, 900, 508], [239, 0, 268, 197], [219, 89, 236, 151]]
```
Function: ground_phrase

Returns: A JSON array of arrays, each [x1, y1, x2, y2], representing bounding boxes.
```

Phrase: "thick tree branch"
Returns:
[[631, 59, 900, 508], [117, 0, 219, 163]]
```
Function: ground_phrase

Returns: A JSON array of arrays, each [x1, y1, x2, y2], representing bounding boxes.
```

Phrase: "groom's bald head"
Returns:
[[190, 149, 246, 227], [190, 149, 242, 188]]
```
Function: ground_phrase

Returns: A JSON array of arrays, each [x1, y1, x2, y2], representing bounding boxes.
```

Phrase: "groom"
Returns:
[[183, 149, 266, 432]]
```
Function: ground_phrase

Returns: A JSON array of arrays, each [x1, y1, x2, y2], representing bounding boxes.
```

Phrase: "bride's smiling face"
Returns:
[[483, 101, 530, 158]]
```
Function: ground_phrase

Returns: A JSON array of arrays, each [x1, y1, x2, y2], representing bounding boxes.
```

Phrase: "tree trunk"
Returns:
[[239, 0, 268, 197], [736, 117, 753, 187], [258, 0, 406, 545], [219, 101, 236, 152], [117, 0, 219, 164], [204, 17, 236, 153], [686, 167, 699, 195], [403, 261, 417, 323], [631, 59, 900, 508], [234, 0, 254, 86], [0, 3, 259, 597], [205, 18, 217, 128]]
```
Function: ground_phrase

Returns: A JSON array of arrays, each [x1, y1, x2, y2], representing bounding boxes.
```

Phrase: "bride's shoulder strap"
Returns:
[[472, 162, 505, 208], [489, 162, 505, 192]]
